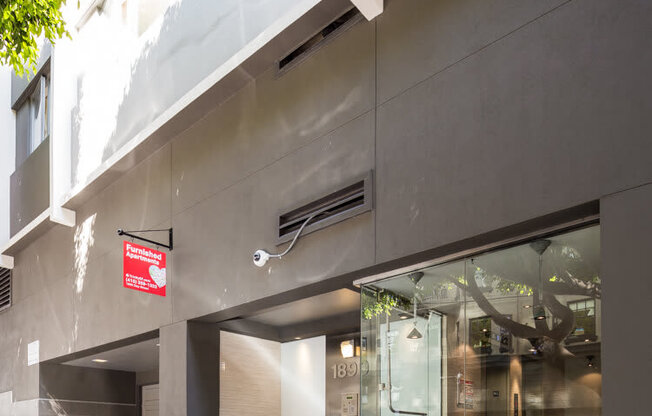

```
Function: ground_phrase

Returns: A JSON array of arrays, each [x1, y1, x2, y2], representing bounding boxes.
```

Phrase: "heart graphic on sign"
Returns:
[[149, 265, 166, 288]]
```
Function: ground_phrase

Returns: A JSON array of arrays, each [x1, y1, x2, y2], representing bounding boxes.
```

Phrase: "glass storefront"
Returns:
[[361, 225, 601, 416]]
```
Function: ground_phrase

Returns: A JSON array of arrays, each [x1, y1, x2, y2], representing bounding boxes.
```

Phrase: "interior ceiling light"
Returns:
[[533, 304, 547, 321], [340, 340, 355, 358], [253, 214, 315, 267], [523, 304, 532, 309], [398, 312, 411, 320], [92, 359, 108, 363]]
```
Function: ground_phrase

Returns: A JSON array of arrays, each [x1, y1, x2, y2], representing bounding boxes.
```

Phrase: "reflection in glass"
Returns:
[[361, 225, 601, 416]]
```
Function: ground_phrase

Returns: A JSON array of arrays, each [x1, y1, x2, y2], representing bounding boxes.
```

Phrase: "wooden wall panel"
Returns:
[[220, 331, 281, 416]]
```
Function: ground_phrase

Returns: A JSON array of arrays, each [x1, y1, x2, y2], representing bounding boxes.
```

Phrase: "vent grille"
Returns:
[[0, 268, 11, 312], [277, 171, 373, 244], [278, 7, 362, 72]]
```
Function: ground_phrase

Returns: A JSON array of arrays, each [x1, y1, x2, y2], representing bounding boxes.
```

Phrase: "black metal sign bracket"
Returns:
[[117, 228, 173, 251]]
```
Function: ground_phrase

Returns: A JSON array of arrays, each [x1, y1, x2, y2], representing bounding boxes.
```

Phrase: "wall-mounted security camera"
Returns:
[[252, 214, 315, 267], [253, 250, 271, 267]]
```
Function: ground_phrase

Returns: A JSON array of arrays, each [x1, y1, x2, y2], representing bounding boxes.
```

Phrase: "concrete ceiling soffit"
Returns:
[[0, 255, 13, 269], [350, 0, 383, 20]]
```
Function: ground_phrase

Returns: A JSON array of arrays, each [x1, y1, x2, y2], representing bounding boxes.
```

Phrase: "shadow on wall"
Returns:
[[71, 0, 314, 188]]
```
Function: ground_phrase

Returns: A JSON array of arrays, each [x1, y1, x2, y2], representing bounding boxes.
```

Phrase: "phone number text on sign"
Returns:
[[123, 241, 166, 296]]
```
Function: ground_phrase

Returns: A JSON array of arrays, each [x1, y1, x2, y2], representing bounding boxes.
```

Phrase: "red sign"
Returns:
[[123, 241, 166, 296]]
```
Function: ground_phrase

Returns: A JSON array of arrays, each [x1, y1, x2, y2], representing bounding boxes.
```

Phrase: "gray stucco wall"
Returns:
[[601, 183, 652, 416], [39, 363, 136, 404], [9, 138, 50, 237], [1, 0, 651, 411], [375, 0, 652, 262]]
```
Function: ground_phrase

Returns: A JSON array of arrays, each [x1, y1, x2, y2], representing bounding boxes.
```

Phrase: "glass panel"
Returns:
[[30, 80, 43, 153], [362, 225, 601, 416]]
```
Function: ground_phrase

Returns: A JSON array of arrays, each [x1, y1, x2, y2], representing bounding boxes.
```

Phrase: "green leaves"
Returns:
[[362, 291, 410, 320], [0, 0, 69, 76]]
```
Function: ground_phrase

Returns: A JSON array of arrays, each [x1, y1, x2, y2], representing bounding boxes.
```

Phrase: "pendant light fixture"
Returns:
[[406, 297, 422, 339], [407, 271, 424, 286], [530, 239, 551, 321]]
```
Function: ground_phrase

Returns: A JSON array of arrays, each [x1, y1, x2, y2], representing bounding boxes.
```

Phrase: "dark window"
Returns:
[[470, 316, 492, 355], [567, 299, 597, 342]]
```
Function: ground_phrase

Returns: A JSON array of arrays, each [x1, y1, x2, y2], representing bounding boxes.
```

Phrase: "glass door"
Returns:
[[377, 311, 441, 416], [361, 263, 458, 416]]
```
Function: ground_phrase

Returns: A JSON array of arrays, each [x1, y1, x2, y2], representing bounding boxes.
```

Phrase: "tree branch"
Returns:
[[452, 277, 540, 339], [543, 293, 576, 342]]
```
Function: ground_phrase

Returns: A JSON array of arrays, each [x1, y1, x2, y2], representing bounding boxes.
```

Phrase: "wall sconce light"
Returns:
[[341, 340, 356, 358]]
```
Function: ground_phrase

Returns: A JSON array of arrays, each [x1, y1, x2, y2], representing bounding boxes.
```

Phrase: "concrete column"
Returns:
[[160, 321, 220, 416], [601, 183, 652, 416]]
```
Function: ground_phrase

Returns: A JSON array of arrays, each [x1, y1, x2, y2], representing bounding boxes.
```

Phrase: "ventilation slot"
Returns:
[[0, 268, 11, 312], [277, 171, 373, 244], [278, 7, 362, 72]]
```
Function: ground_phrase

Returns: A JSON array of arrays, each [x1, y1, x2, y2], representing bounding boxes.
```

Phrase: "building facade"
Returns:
[[0, 0, 650, 415]]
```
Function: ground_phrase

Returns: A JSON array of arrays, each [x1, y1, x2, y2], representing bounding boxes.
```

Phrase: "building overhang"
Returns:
[[62, 0, 358, 210], [0, 205, 76, 266]]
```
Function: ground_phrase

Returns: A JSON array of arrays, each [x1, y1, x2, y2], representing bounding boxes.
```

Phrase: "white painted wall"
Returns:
[[281, 336, 326, 416], [0, 65, 16, 246], [0, 391, 10, 415]]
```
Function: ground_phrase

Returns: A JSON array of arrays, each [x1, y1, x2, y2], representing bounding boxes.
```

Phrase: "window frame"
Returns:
[[15, 71, 50, 168]]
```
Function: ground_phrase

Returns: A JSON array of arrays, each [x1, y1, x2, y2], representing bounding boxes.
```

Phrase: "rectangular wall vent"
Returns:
[[278, 7, 362, 73], [0, 268, 11, 312], [277, 171, 373, 244]]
